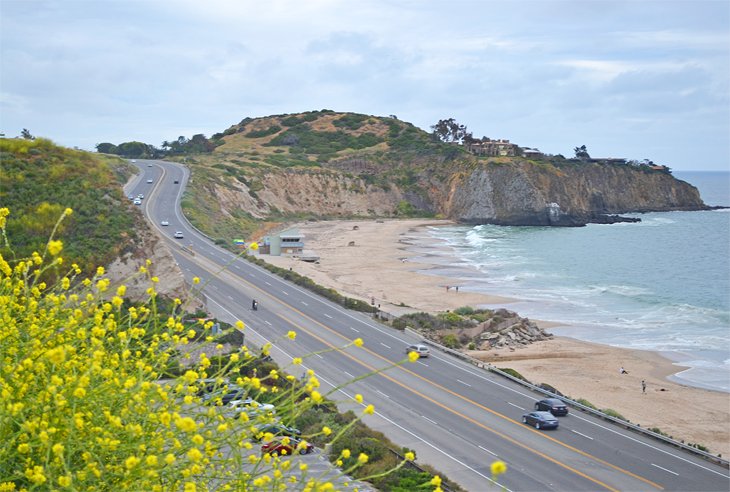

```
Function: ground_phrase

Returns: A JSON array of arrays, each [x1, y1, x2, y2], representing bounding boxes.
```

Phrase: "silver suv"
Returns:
[[405, 344, 430, 358]]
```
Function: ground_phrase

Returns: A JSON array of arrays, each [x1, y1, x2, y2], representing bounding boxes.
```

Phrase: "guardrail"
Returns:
[[405, 329, 729, 469]]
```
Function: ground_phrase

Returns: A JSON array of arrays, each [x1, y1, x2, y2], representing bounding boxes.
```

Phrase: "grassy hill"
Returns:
[[0, 137, 140, 274]]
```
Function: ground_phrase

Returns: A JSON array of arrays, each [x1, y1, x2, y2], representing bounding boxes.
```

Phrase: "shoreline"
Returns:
[[255, 218, 729, 456]]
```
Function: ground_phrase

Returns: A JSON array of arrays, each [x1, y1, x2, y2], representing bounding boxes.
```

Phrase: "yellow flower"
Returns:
[[235, 320, 244, 330], [430, 475, 442, 487], [354, 394, 363, 404], [292, 357, 302, 365], [184, 483, 196, 492], [52, 443, 64, 456], [165, 454, 176, 465], [17, 443, 30, 454], [96, 266, 105, 276], [408, 351, 419, 363], [353, 338, 363, 347], [322, 426, 332, 436], [287, 330, 297, 340], [405, 451, 415, 461], [250, 242, 259, 251], [311, 391, 323, 404], [187, 448, 203, 462], [490, 460, 507, 476], [341, 449, 351, 459], [48, 240, 63, 256], [125, 456, 140, 469], [357, 453, 368, 464], [363, 404, 375, 415], [193, 277, 200, 284], [64, 207, 73, 216], [117, 285, 127, 297], [58, 475, 72, 487]]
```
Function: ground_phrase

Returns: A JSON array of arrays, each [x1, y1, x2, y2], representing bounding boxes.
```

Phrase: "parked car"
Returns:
[[202, 388, 244, 405], [522, 411, 559, 430], [254, 423, 301, 441], [535, 398, 568, 416], [173, 231, 184, 239], [405, 344, 430, 358], [229, 398, 275, 417], [261, 437, 313, 456], [161, 220, 169, 226]]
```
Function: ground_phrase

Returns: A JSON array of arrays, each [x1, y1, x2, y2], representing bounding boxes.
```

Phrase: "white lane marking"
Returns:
[[281, 290, 289, 296], [301, 301, 308, 306], [315, 353, 323, 359], [571, 413, 728, 478], [417, 360, 429, 367], [264, 321, 272, 326], [249, 273, 255, 277], [350, 327, 360, 332], [422, 415, 438, 425], [571, 429, 594, 440], [651, 463, 679, 476], [508, 402, 525, 411], [457, 379, 471, 387], [571, 414, 729, 478], [234, 265, 241, 270], [380, 343, 391, 349], [227, 295, 233, 300], [324, 313, 333, 319], [343, 371, 354, 378], [376, 390, 390, 399], [478, 445, 498, 456], [265, 281, 272, 286], [210, 284, 218, 289]]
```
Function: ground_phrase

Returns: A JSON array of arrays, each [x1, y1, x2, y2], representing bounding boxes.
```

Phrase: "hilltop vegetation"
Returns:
[[0, 137, 139, 274]]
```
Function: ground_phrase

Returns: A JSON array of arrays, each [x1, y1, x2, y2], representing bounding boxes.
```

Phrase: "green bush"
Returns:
[[498, 368, 527, 381], [441, 334, 460, 349], [244, 125, 282, 138]]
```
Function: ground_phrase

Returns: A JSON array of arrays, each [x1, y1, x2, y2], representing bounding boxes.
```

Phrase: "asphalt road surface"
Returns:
[[126, 159, 730, 492]]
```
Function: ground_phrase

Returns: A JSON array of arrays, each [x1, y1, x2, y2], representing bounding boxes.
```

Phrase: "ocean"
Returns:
[[413, 171, 730, 393]]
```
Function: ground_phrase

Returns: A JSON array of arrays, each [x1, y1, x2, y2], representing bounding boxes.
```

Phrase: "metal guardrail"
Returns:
[[405, 329, 729, 469]]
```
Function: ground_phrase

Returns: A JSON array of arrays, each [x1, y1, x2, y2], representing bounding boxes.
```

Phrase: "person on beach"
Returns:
[[455, 286, 459, 293], [642, 380, 647, 393], [620, 366, 629, 374]]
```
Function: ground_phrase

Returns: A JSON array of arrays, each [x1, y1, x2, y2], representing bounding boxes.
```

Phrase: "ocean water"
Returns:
[[412, 171, 730, 392]]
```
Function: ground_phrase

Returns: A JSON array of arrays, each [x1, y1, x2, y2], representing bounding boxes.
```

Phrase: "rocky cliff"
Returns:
[[442, 161, 705, 226]]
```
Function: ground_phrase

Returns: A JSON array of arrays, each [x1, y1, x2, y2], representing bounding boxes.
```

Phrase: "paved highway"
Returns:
[[127, 159, 730, 491]]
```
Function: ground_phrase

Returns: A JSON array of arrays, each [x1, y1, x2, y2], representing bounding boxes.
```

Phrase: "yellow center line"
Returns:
[[185, 252, 663, 491]]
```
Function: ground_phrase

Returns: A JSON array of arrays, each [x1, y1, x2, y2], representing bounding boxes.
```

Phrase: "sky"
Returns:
[[1, 0, 729, 171]]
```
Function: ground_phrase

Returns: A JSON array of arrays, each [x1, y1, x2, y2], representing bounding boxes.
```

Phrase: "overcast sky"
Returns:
[[1, 0, 728, 171]]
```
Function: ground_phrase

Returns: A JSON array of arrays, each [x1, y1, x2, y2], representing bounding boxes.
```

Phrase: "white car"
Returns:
[[173, 231, 184, 239], [405, 344, 430, 358], [146, 179, 153, 184], [229, 398, 275, 417], [161, 220, 169, 226], [133, 199, 142, 205], [137, 194, 144, 199]]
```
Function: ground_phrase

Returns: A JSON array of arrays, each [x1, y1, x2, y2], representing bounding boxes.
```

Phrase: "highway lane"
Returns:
[[129, 159, 730, 491]]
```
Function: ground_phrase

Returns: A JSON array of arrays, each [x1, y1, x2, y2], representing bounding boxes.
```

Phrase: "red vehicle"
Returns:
[[261, 437, 313, 456]]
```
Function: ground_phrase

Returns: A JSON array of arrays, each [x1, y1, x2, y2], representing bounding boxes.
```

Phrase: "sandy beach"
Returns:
[[256, 218, 730, 456]]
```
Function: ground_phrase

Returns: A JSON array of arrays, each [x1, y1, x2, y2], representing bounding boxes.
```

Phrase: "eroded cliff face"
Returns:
[[207, 161, 705, 227], [443, 162, 705, 225]]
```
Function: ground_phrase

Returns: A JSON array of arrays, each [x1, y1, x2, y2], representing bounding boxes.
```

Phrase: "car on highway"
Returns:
[[173, 231, 184, 239], [229, 398, 275, 418], [133, 199, 142, 205], [147, 179, 153, 183], [174, 179, 179, 184], [201, 387, 244, 405], [253, 423, 301, 441], [131, 159, 136, 163], [522, 411, 559, 430], [161, 220, 169, 226], [128, 194, 134, 200], [147, 164, 152, 167], [405, 344, 430, 358], [261, 437, 313, 456], [137, 193, 144, 199], [535, 398, 568, 416]]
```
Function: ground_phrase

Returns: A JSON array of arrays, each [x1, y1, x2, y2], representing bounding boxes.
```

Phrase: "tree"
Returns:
[[573, 145, 590, 160], [20, 128, 35, 140], [95, 142, 118, 154], [431, 118, 469, 143]]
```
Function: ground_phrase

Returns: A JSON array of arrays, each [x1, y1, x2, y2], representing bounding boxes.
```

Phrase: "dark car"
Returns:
[[522, 411, 559, 430], [261, 437, 313, 456], [254, 423, 301, 441], [202, 388, 244, 405], [535, 398, 569, 416], [174, 179, 179, 184]]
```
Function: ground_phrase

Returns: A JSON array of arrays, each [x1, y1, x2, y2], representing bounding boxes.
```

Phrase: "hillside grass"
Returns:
[[0, 138, 139, 275]]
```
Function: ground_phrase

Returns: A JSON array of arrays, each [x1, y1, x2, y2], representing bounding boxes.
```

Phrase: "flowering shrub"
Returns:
[[0, 207, 506, 490]]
